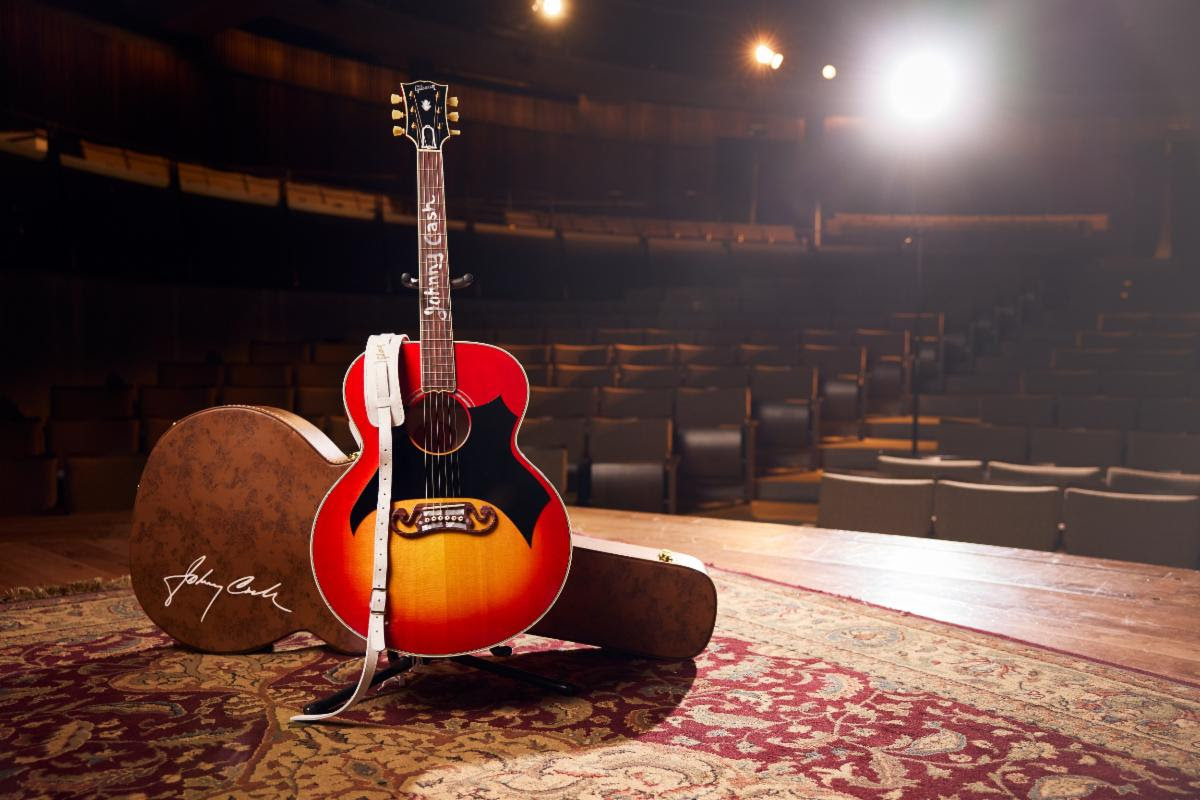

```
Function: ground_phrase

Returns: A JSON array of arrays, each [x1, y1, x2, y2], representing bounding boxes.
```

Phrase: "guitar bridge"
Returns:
[[391, 501, 499, 538]]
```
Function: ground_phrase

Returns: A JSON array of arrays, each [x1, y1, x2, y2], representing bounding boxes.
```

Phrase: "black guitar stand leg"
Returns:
[[451, 646, 579, 696], [302, 645, 578, 716], [301, 650, 415, 717]]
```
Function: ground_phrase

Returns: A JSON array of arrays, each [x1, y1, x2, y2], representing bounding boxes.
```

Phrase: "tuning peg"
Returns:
[[392, 126, 403, 137], [390, 93, 401, 104], [448, 111, 459, 122], [449, 96, 460, 108], [449, 129, 461, 136], [391, 109, 405, 120]]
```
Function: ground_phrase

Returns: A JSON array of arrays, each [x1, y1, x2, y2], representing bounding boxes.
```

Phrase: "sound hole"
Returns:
[[406, 392, 471, 455]]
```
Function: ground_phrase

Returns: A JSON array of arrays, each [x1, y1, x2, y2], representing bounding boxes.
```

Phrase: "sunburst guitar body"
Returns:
[[310, 340, 572, 657]]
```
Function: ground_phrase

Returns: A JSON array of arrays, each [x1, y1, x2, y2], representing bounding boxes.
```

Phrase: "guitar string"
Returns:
[[417, 149, 463, 506]]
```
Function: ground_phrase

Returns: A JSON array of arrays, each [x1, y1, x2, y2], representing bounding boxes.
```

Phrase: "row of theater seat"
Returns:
[[523, 385, 818, 469], [946, 369, 1200, 397], [503, 342, 877, 368], [818, 467, 1200, 568], [465, 326, 915, 350], [937, 421, 1200, 472], [938, 394, 1200, 432], [1096, 311, 1200, 333], [875, 453, 1200, 493], [0, 380, 798, 514]]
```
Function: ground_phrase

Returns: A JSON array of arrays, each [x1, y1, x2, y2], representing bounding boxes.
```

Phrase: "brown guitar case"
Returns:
[[131, 405, 716, 660]]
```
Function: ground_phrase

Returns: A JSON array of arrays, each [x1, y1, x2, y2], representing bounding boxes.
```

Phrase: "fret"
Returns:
[[415, 148, 456, 392]]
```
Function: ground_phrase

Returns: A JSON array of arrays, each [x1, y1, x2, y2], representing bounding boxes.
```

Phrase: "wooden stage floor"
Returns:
[[2, 507, 1198, 685]]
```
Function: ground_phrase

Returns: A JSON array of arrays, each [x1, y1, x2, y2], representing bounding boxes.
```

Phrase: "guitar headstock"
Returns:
[[390, 81, 460, 150]]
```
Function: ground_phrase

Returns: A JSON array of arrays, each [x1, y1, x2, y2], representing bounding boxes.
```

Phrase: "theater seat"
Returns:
[[1138, 398, 1200, 433], [142, 417, 176, 451], [553, 365, 614, 388], [1106, 466, 1200, 496], [310, 341, 365, 365], [520, 417, 589, 495], [64, 454, 146, 512], [1021, 370, 1100, 396], [933, 480, 1061, 550], [737, 344, 793, 366], [750, 366, 818, 468], [138, 386, 215, 419], [1028, 428, 1123, 468], [675, 344, 737, 366], [0, 457, 58, 514], [877, 455, 984, 481], [294, 363, 349, 388], [250, 341, 309, 363], [683, 365, 747, 387], [1057, 396, 1138, 431], [49, 419, 140, 456], [157, 362, 225, 388], [521, 446, 568, 498], [613, 344, 674, 365], [500, 344, 551, 369], [1125, 431, 1200, 473], [674, 387, 754, 506], [598, 387, 673, 419], [1102, 371, 1189, 398], [980, 395, 1055, 427], [225, 363, 293, 387], [987, 461, 1103, 488], [817, 473, 933, 538], [552, 344, 610, 365], [294, 387, 345, 418], [528, 387, 598, 418], [587, 417, 677, 513], [1064, 488, 1200, 568], [937, 421, 1028, 463], [220, 386, 294, 409], [618, 365, 682, 388], [51, 386, 136, 420], [0, 418, 45, 458]]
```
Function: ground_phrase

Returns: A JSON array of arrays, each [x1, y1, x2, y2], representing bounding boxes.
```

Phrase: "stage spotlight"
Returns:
[[533, 0, 564, 20], [822, 64, 837, 80], [753, 42, 783, 71], [886, 50, 958, 125]]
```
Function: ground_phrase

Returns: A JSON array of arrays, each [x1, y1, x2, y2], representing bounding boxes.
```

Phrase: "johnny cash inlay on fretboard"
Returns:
[[417, 148, 455, 392]]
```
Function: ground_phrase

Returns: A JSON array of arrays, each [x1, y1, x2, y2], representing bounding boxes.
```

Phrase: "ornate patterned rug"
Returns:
[[1, 570, 1197, 799]]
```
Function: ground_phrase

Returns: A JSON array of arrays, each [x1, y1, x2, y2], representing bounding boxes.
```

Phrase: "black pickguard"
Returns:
[[349, 396, 550, 546]]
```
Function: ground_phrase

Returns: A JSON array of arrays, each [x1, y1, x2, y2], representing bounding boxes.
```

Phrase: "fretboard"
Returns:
[[416, 149, 455, 392]]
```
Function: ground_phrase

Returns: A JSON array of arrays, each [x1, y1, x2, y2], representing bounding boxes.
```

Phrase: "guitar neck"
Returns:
[[416, 148, 455, 392]]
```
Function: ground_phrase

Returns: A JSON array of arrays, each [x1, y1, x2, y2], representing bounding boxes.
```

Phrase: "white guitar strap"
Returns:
[[292, 333, 407, 724]]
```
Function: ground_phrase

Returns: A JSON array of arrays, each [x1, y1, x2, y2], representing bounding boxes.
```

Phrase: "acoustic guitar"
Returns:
[[131, 404, 716, 660], [307, 81, 573, 657]]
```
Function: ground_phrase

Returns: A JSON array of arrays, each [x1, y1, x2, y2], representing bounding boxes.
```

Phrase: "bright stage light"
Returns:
[[533, 0, 564, 20], [886, 50, 958, 125], [821, 64, 837, 80], [752, 42, 783, 71]]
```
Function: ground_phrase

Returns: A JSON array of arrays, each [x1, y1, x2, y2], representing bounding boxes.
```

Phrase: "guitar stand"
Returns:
[[302, 645, 579, 717], [399, 272, 474, 291]]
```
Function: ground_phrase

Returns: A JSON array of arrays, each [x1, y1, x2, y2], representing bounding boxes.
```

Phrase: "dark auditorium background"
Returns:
[[2, 0, 1200, 552], [6, 1, 1200, 795]]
